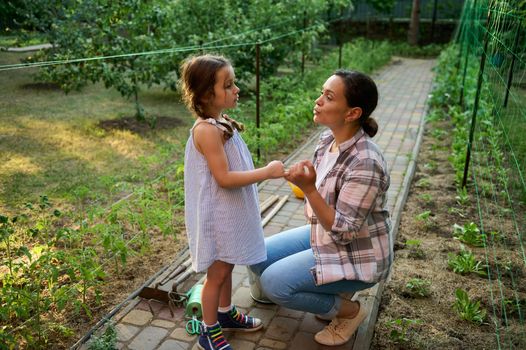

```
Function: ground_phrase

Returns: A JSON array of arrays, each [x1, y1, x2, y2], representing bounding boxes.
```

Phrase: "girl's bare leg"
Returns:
[[201, 260, 234, 325], [218, 269, 233, 308]]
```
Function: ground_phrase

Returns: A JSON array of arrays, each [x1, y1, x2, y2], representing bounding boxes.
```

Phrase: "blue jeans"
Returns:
[[249, 225, 375, 319]]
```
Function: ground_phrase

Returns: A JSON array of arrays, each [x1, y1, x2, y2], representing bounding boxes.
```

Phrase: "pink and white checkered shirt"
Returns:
[[305, 128, 393, 285]]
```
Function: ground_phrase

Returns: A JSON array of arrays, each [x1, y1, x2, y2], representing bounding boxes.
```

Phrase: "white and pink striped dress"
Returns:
[[184, 118, 266, 272]]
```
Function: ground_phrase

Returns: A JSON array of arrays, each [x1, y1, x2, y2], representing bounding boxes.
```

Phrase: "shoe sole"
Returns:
[[196, 343, 231, 350], [221, 323, 263, 332], [249, 291, 275, 304], [315, 314, 332, 321], [314, 306, 368, 346]]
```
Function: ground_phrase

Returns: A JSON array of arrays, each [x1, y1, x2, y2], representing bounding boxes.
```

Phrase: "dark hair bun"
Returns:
[[362, 117, 378, 137]]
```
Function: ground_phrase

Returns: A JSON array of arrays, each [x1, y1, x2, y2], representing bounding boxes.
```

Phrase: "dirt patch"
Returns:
[[98, 116, 185, 134], [371, 119, 526, 349]]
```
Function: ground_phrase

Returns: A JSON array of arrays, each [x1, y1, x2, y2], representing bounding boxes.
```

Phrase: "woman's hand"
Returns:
[[265, 160, 286, 179], [286, 160, 335, 230], [285, 160, 317, 195]]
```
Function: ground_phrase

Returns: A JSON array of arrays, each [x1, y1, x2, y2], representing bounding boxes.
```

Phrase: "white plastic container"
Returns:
[[247, 267, 274, 304]]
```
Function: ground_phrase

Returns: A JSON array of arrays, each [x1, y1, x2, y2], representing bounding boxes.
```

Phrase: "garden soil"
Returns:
[[371, 118, 526, 349]]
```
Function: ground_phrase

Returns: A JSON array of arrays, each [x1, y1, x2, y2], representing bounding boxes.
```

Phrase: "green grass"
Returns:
[[0, 32, 47, 47], [389, 41, 446, 58], [0, 51, 193, 214]]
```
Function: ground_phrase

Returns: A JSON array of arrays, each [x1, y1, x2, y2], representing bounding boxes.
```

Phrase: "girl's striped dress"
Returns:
[[184, 118, 266, 272]]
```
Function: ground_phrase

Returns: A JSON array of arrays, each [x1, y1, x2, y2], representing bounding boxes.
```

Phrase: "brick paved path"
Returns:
[[78, 57, 435, 350]]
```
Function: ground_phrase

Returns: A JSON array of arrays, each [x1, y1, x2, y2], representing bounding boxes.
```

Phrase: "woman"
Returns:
[[249, 69, 392, 346]]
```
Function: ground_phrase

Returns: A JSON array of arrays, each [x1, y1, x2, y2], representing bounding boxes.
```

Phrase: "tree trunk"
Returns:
[[408, 0, 420, 46]]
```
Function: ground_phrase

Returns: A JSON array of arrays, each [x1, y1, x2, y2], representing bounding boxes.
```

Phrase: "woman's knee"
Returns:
[[260, 266, 294, 305]]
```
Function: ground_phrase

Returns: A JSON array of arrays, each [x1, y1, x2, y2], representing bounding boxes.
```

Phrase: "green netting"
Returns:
[[456, 0, 525, 347]]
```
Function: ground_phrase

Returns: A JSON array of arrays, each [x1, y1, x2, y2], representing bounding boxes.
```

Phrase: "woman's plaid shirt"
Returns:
[[305, 128, 393, 285]]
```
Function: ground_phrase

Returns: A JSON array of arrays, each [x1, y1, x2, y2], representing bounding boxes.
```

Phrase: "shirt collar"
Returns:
[[319, 127, 366, 153]]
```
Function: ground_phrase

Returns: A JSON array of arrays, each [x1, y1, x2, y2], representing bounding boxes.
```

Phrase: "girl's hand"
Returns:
[[265, 160, 286, 179], [284, 160, 317, 195]]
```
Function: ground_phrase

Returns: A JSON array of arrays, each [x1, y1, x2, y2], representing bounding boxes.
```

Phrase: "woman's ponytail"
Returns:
[[362, 117, 378, 137]]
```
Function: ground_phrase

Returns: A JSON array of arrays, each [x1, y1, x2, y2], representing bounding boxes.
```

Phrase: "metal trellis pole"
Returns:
[[503, 18, 522, 108], [460, 0, 477, 107], [256, 43, 261, 161], [462, 0, 493, 188]]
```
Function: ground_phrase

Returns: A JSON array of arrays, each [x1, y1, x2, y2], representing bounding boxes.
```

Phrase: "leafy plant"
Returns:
[[405, 278, 431, 298], [423, 161, 437, 172], [415, 210, 435, 230], [87, 323, 117, 350], [415, 177, 431, 188], [97, 224, 129, 274], [0, 215, 16, 275], [448, 206, 466, 218], [406, 239, 425, 259], [418, 193, 433, 205], [430, 128, 447, 139], [453, 288, 486, 324], [502, 298, 526, 320], [447, 246, 487, 276], [455, 187, 469, 206], [387, 317, 421, 343], [453, 222, 485, 247]]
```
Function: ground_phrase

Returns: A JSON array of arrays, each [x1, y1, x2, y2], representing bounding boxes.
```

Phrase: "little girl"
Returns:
[[180, 54, 285, 350]]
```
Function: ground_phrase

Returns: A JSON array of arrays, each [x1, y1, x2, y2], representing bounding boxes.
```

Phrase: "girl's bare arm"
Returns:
[[194, 123, 284, 188]]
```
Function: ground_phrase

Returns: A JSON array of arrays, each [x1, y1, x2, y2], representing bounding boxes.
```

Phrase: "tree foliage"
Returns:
[[22, 0, 350, 122], [29, 0, 177, 121], [366, 0, 397, 13]]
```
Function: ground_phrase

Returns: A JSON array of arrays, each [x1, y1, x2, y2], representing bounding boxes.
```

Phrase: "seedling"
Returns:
[[416, 178, 431, 189], [455, 187, 469, 206], [453, 222, 485, 247], [447, 246, 487, 276], [387, 318, 421, 343], [423, 161, 437, 172], [405, 278, 431, 298], [0, 215, 15, 275], [453, 288, 486, 324], [418, 193, 433, 205], [425, 109, 445, 123], [430, 128, 447, 139], [502, 298, 526, 319], [415, 210, 435, 230], [88, 323, 117, 350], [406, 239, 426, 259], [448, 206, 466, 218]]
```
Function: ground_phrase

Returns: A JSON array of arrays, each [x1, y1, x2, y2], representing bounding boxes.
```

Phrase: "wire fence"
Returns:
[[456, 0, 525, 346]]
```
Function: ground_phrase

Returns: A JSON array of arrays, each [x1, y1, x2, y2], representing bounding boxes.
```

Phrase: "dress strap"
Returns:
[[191, 118, 230, 133]]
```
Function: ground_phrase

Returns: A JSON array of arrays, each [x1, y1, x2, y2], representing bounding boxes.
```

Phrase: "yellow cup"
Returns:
[[288, 182, 305, 199]]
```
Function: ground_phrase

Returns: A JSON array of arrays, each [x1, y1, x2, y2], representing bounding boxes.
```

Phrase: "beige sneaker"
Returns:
[[314, 302, 367, 346]]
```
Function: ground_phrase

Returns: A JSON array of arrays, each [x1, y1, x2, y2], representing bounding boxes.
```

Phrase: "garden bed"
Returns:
[[371, 117, 526, 349]]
